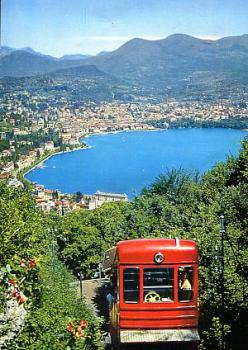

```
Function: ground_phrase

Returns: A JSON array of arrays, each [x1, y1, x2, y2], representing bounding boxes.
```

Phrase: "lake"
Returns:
[[25, 128, 247, 199]]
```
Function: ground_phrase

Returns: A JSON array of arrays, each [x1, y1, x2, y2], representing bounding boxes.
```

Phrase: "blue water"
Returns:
[[26, 129, 247, 199]]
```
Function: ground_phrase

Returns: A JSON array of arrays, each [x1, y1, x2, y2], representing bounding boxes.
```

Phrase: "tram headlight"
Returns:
[[154, 252, 164, 264]]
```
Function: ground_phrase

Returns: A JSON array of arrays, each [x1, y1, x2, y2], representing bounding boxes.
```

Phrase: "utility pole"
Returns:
[[76, 269, 84, 300], [220, 215, 225, 350]]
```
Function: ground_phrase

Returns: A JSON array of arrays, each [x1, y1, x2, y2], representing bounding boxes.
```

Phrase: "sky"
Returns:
[[2, 0, 248, 57]]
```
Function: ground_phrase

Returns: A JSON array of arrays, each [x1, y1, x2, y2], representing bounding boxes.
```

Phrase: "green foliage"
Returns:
[[1, 137, 248, 349], [0, 183, 48, 264], [142, 168, 199, 202], [0, 259, 39, 310], [0, 139, 10, 152], [56, 138, 248, 350], [200, 317, 231, 350], [16, 250, 103, 350], [0, 185, 103, 349], [57, 202, 131, 277], [0, 185, 45, 337], [148, 116, 248, 130]]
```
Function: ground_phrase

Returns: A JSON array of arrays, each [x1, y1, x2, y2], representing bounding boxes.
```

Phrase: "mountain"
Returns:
[[0, 46, 15, 58], [21, 47, 48, 56], [59, 54, 92, 61], [97, 51, 109, 56], [0, 50, 87, 77], [1, 34, 248, 95], [78, 34, 248, 89], [43, 64, 136, 102], [49, 64, 108, 78], [0, 64, 136, 104], [213, 34, 248, 50]]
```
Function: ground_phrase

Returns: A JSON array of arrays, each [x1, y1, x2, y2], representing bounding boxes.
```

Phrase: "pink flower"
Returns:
[[20, 259, 26, 268], [11, 288, 20, 298]]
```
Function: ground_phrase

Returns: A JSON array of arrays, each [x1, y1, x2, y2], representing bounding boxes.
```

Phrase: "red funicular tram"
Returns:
[[102, 238, 200, 349]]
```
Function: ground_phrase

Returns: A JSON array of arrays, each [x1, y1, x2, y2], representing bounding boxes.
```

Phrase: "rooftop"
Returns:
[[117, 238, 198, 264], [95, 190, 128, 199]]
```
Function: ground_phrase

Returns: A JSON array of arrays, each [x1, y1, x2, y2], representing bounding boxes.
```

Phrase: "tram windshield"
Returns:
[[143, 268, 174, 303]]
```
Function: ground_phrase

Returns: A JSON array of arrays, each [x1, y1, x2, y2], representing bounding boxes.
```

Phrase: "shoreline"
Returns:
[[23, 145, 91, 178], [25, 128, 161, 177], [22, 128, 162, 187], [83, 127, 160, 139], [24, 126, 247, 178], [22, 127, 247, 192]]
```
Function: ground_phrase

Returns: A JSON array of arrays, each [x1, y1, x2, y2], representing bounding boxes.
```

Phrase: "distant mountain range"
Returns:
[[59, 54, 92, 61], [0, 48, 89, 77], [1, 34, 248, 94], [78, 33, 248, 88]]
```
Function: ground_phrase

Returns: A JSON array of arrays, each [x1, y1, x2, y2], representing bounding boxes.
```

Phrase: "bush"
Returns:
[[16, 249, 103, 350]]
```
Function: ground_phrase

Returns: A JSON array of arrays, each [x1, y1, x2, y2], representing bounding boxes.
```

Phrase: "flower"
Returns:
[[76, 326, 85, 337], [18, 294, 26, 304], [20, 259, 26, 268], [28, 258, 36, 269], [79, 320, 88, 329], [8, 278, 16, 286], [66, 321, 74, 334], [11, 288, 20, 298]]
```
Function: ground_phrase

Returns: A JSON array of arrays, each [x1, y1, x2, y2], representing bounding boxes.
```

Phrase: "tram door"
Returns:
[[109, 270, 120, 345]]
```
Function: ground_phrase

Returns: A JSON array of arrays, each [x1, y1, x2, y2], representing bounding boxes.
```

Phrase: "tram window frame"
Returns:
[[143, 268, 174, 303], [178, 266, 194, 302], [123, 267, 140, 304], [110, 268, 119, 302]]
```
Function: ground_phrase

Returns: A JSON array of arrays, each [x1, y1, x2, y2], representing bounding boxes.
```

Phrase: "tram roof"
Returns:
[[117, 238, 198, 264]]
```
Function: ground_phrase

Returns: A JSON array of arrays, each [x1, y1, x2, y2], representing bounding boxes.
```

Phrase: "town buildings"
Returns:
[[1, 81, 247, 213], [33, 185, 128, 214]]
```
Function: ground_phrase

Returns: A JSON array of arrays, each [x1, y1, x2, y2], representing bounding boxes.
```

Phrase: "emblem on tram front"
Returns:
[[154, 252, 164, 264]]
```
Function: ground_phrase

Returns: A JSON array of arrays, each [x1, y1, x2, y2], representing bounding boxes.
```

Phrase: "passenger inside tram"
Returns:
[[179, 267, 193, 301]]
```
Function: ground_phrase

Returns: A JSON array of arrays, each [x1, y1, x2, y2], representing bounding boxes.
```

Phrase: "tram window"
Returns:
[[178, 266, 193, 302], [123, 268, 139, 303], [143, 268, 174, 303]]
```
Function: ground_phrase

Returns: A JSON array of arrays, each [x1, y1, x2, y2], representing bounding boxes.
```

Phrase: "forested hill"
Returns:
[[2, 34, 248, 96], [0, 138, 248, 349]]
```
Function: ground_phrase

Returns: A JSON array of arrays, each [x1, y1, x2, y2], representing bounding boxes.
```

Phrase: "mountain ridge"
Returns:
[[1, 34, 248, 94]]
